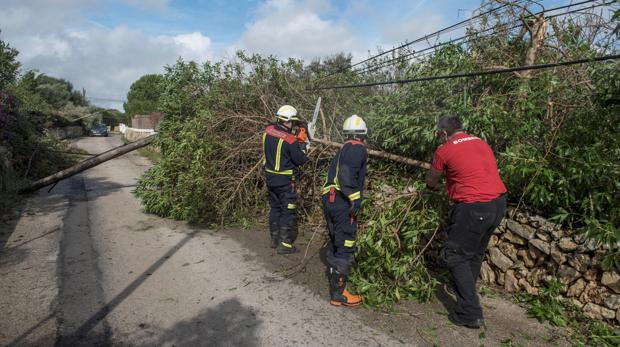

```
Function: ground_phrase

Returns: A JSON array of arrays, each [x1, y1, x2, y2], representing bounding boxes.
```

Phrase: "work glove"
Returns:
[[350, 198, 362, 217], [296, 122, 309, 143]]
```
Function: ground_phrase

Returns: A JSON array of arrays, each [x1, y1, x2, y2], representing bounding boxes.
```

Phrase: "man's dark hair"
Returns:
[[436, 115, 463, 136]]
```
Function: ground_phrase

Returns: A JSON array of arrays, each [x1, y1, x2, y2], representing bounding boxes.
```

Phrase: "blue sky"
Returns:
[[0, 0, 580, 110]]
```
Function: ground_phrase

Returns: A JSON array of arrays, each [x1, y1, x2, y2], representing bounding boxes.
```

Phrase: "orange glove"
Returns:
[[296, 126, 308, 143]]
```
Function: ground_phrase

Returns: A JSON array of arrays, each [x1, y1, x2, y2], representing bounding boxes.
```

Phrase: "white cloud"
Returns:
[[0, 1, 213, 111], [123, 0, 171, 11], [380, 13, 447, 48], [235, 0, 364, 61]]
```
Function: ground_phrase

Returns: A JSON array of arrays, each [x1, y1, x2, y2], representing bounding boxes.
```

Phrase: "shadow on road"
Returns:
[[56, 229, 199, 346], [154, 298, 262, 347]]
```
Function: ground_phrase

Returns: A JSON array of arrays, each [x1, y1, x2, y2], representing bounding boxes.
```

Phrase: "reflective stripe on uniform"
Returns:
[[280, 242, 293, 248], [265, 168, 293, 175], [348, 191, 361, 201], [275, 139, 284, 171], [262, 132, 267, 165], [322, 184, 339, 195], [287, 203, 296, 209], [344, 240, 355, 247]]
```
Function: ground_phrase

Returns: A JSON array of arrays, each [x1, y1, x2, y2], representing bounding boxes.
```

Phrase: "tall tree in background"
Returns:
[[123, 74, 164, 118], [34, 74, 88, 109], [0, 33, 20, 90]]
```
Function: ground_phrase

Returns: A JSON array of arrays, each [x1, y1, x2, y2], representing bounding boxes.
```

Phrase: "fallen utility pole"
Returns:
[[312, 138, 431, 170], [19, 135, 156, 194]]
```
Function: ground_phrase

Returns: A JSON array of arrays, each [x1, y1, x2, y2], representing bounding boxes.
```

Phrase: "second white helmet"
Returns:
[[276, 105, 299, 122], [343, 115, 367, 135]]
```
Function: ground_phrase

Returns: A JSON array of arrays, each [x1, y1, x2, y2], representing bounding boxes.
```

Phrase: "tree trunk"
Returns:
[[19, 135, 156, 194], [312, 138, 431, 170]]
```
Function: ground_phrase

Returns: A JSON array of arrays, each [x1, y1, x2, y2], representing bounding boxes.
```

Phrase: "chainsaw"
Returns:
[[297, 97, 321, 151]]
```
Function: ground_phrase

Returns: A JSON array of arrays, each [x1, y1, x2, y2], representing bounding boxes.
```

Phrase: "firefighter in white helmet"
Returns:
[[321, 114, 368, 306], [262, 105, 309, 254]]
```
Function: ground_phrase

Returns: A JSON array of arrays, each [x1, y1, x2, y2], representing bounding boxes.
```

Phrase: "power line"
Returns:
[[350, 0, 613, 77], [315, 1, 521, 82], [312, 54, 620, 90]]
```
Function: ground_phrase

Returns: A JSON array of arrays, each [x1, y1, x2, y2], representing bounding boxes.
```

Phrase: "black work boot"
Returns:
[[269, 223, 280, 248], [276, 227, 297, 254], [328, 267, 361, 307], [448, 312, 485, 329]]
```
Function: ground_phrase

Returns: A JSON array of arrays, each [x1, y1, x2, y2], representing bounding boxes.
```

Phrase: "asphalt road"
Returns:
[[0, 135, 402, 347]]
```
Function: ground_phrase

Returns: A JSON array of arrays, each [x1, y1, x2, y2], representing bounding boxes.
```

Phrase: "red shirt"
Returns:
[[432, 132, 506, 203]]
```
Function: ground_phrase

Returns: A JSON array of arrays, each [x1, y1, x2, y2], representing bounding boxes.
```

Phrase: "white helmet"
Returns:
[[343, 115, 367, 135], [276, 105, 299, 122]]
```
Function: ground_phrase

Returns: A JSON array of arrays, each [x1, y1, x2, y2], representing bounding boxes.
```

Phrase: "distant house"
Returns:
[[131, 112, 163, 130]]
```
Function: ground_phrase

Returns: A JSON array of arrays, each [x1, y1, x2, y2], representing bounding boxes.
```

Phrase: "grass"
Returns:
[[137, 146, 162, 163], [121, 135, 161, 164]]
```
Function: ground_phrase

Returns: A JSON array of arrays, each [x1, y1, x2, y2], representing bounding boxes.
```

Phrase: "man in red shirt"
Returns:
[[426, 115, 507, 329]]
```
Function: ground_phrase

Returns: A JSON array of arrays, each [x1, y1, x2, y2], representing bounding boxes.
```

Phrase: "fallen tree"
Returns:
[[19, 135, 156, 194]]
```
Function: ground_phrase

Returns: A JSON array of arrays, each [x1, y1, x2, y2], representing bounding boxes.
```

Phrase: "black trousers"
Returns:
[[443, 195, 506, 321], [322, 193, 357, 276], [267, 180, 297, 230]]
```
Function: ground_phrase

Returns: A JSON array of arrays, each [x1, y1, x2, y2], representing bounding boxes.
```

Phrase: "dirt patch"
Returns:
[[223, 223, 571, 346]]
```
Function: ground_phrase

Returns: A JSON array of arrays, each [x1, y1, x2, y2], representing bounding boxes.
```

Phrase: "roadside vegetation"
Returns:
[[0, 32, 126, 215]]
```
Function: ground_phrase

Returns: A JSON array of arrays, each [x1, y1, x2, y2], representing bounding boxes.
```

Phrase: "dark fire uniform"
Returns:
[[262, 122, 308, 250], [322, 139, 367, 276]]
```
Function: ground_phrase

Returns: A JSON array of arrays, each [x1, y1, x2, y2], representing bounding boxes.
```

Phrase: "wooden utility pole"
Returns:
[[19, 135, 156, 194], [313, 138, 431, 170]]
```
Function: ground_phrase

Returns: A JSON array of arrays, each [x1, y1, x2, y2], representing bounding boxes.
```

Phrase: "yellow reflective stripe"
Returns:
[[334, 155, 340, 186], [348, 192, 361, 201], [322, 184, 339, 195], [287, 203, 296, 209], [280, 242, 293, 248], [344, 240, 355, 247], [265, 168, 293, 175], [262, 132, 267, 165], [275, 139, 283, 171]]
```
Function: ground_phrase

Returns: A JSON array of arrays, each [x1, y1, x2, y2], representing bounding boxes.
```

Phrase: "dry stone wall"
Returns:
[[479, 207, 619, 323]]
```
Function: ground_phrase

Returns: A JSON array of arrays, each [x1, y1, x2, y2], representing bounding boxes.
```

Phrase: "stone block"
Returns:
[[536, 231, 551, 242], [504, 231, 527, 245], [558, 237, 578, 252], [583, 303, 615, 320], [489, 248, 513, 272], [601, 271, 620, 294], [573, 233, 587, 244], [496, 270, 505, 286], [579, 281, 600, 304], [584, 269, 598, 282], [505, 270, 520, 293], [527, 268, 548, 287], [498, 242, 518, 262], [567, 279, 586, 298], [550, 243, 567, 265], [568, 253, 591, 273], [519, 278, 538, 295], [604, 294, 620, 311], [480, 261, 496, 284], [518, 249, 536, 268], [506, 219, 535, 239], [488, 234, 499, 248], [558, 265, 580, 285], [530, 239, 550, 255]]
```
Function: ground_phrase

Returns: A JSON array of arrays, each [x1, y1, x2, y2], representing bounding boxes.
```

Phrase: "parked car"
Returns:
[[89, 123, 108, 137]]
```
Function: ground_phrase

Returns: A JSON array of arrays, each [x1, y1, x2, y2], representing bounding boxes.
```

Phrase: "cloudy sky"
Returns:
[[0, 0, 568, 110]]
